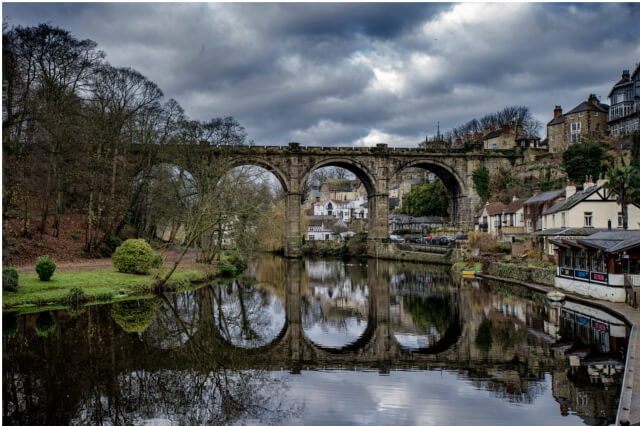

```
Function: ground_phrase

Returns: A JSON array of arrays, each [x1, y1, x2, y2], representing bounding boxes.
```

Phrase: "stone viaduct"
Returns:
[[153, 142, 520, 257]]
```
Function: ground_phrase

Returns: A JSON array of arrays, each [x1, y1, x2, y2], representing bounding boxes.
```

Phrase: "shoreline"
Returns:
[[477, 272, 640, 426]]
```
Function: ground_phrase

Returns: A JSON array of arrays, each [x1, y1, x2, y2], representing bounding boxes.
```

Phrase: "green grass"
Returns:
[[2, 266, 214, 310]]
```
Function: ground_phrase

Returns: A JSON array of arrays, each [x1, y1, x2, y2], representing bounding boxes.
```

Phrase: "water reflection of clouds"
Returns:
[[268, 371, 585, 426], [304, 318, 368, 348]]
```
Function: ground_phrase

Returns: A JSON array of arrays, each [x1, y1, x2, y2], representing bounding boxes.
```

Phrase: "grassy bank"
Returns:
[[2, 265, 216, 312]]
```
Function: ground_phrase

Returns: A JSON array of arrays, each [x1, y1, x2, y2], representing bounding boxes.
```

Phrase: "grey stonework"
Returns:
[[153, 142, 520, 258]]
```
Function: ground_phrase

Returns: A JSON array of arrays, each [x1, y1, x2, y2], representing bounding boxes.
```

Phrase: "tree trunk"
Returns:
[[53, 152, 63, 238], [38, 160, 53, 234]]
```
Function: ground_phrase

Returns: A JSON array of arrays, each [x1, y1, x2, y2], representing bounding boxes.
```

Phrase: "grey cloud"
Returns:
[[3, 3, 640, 147]]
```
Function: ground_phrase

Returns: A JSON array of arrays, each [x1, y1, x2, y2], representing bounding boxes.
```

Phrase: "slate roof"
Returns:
[[479, 130, 503, 141], [631, 62, 640, 82], [543, 185, 600, 215], [504, 198, 525, 213], [547, 116, 565, 127], [581, 230, 640, 254], [389, 214, 442, 224], [532, 227, 604, 237], [483, 202, 506, 216], [565, 101, 609, 115], [525, 189, 565, 204]]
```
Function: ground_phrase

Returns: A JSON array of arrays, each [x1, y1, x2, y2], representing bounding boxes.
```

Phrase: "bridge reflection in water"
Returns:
[[2, 256, 628, 425]]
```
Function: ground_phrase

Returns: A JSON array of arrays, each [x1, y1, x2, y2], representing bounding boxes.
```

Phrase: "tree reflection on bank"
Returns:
[[2, 255, 629, 425]]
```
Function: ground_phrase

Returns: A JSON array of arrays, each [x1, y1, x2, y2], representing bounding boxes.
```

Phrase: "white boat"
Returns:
[[546, 291, 566, 302]]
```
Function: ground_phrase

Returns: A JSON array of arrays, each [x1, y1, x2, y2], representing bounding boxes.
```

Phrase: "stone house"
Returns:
[[388, 214, 443, 233], [319, 179, 367, 202], [523, 188, 565, 232], [479, 124, 520, 150], [545, 95, 609, 153], [608, 63, 640, 137]]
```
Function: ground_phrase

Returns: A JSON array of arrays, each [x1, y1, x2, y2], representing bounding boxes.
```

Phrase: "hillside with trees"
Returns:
[[3, 23, 284, 266]]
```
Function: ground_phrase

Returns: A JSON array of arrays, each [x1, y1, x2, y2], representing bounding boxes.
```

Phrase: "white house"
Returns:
[[541, 178, 640, 231], [475, 202, 506, 234], [306, 216, 347, 241], [313, 197, 368, 223]]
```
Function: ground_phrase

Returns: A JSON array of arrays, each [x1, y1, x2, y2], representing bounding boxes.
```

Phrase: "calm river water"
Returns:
[[3, 255, 629, 425]]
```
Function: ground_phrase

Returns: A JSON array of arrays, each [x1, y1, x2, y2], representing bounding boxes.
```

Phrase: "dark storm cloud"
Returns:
[[3, 3, 640, 147]]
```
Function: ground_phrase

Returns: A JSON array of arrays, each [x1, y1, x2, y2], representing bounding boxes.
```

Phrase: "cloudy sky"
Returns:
[[4, 3, 640, 147]]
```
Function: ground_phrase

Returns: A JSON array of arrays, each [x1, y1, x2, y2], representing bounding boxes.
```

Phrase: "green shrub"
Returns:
[[151, 252, 164, 268], [66, 287, 87, 307], [34, 311, 56, 337], [112, 239, 155, 274], [111, 299, 160, 333], [35, 256, 56, 281], [499, 244, 511, 253], [3, 267, 19, 292], [229, 254, 246, 273], [217, 261, 237, 277]]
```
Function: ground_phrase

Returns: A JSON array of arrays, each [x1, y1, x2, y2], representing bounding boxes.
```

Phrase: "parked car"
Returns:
[[455, 233, 468, 241], [390, 234, 405, 243], [407, 236, 422, 244]]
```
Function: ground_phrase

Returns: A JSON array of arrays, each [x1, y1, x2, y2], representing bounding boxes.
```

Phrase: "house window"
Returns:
[[561, 212, 566, 227], [579, 112, 583, 117], [561, 249, 573, 268], [309, 234, 315, 241], [584, 212, 592, 227], [618, 213, 624, 227], [493, 141, 497, 150], [594, 111, 598, 116], [591, 250, 605, 273], [576, 249, 588, 271]]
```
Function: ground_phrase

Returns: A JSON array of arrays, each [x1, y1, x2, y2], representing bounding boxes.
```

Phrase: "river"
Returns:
[[2, 254, 629, 425]]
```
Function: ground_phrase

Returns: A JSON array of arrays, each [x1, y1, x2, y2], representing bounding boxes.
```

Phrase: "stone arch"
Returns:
[[299, 157, 377, 196], [391, 159, 468, 226], [225, 156, 290, 193]]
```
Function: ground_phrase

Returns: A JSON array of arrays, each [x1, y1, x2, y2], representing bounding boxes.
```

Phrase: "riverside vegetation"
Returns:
[[2, 239, 248, 313]]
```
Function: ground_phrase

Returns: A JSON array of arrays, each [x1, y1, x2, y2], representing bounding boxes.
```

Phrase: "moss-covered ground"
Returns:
[[2, 265, 215, 313]]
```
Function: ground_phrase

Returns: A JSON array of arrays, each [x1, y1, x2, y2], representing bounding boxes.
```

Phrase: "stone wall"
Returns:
[[374, 243, 452, 265], [487, 262, 555, 286]]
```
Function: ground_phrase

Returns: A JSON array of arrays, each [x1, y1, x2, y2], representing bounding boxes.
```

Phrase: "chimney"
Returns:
[[455, 137, 462, 146], [583, 174, 595, 189], [483, 125, 492, 136], [502, 124, 510, 134], [553, 106, 562, 119], [622, 69, 630, 80], [464, 133, 472, 141], [588, 94, 599, 106], [565, 181, 576, 198]]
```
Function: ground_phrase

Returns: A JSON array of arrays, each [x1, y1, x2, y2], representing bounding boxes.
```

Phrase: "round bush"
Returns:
[[35, 256, 56, 281], [111, 299, 161, 333], [34, 311, 56, 337], [151, 252, 163, 268], [112, 239, 155, 274], [3, 267, 19, 292], [217, 261, 237, 277]]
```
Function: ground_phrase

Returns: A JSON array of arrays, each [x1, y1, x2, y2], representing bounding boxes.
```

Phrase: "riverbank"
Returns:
[[477, 272, 640, 426], [2, 265, 216, 313]]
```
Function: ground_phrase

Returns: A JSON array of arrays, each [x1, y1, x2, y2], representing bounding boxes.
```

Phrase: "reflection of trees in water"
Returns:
[[146, 291, 201, 349], [400, 295, 450, 334], [75, 368, 300, 425], [212, 278, 285, 348], [111, 298, 162, 333]]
